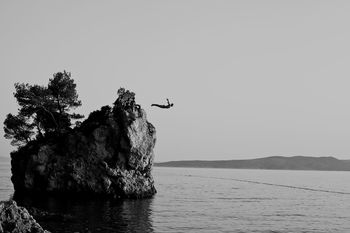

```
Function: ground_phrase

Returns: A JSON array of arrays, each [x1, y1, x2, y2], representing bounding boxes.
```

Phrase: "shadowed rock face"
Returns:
[[0, 201, 50, 233], [11, 100, 156, 199]]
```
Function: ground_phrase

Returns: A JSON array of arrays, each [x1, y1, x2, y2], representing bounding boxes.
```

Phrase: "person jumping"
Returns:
[[151, 98, 174, 109]]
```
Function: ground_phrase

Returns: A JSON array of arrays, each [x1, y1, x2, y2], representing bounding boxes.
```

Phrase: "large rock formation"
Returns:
[[0, 201, 49, 233], [11, 91, 156, 199]]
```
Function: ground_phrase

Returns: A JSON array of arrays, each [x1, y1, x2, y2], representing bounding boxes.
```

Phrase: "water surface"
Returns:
[[1, 159, 350, 232]]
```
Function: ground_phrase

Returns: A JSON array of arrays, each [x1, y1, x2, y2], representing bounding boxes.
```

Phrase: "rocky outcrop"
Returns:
[[11, 92, 156, 199], [0, 201, 49, 233]]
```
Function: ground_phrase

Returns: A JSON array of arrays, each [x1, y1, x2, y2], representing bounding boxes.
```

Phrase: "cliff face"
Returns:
[[0, 201, 50, 233], [11, 101, 156, 199]]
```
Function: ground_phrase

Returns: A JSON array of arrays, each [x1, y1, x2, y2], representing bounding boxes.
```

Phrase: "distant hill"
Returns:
[[155, 156, 350, 171]]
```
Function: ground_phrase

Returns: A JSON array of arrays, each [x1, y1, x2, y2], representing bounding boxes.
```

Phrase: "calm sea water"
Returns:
[[1, 157, 350, 233]]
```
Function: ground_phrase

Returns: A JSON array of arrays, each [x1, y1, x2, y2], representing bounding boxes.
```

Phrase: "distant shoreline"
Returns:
[[155, 156, 350, 172]]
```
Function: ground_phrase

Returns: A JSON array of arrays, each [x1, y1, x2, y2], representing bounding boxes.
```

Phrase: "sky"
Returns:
[[1, 1, 350, 162]]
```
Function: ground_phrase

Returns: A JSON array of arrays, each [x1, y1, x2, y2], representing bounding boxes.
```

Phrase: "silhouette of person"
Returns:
[[151, 98, 174, 109]]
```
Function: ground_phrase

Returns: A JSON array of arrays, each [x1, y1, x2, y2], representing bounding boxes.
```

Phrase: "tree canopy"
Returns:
[[3, 71, 83, 147]]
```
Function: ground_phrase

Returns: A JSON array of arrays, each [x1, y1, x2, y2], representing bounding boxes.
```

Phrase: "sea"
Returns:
[[1, 157, 350, 233]]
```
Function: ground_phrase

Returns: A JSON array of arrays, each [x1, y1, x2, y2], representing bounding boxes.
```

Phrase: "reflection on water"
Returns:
[[15, 194, 154, 233]]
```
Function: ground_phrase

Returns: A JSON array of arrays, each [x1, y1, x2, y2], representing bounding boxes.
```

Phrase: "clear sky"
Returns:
[[1, 1, 350, 162]]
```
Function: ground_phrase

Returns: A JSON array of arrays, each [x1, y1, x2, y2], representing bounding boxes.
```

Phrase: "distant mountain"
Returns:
[[155, 156, 350, 171]]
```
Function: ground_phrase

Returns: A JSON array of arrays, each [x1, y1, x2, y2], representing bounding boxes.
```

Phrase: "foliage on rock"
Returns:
[[114, 88, 137, 110], [3, 114, 34, 146], [3, 71, 83, 147]]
